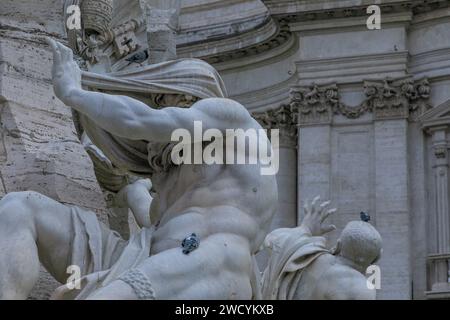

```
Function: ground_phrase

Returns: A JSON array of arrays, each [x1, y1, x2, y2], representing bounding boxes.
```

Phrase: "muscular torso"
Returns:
[[150, 159, 278, 256]]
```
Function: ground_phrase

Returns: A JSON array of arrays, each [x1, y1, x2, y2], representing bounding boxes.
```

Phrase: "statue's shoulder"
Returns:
[[192, 98, 256, 126]]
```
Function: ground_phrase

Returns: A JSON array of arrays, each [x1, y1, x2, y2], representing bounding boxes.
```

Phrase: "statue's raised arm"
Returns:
[[46, 38, 256, 143]]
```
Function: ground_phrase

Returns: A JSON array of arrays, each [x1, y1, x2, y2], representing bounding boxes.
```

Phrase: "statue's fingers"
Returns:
[[45, 37, 57, 52], [311, 195, 321, 214], [56, 42, 72, 61], [319, 200, 331, 214], [321, 208, 337, 222], [321, 224, 336, 235], [303, 199, 310, 215], [56, 42, 68, 59], [46, 37, 61, 64]]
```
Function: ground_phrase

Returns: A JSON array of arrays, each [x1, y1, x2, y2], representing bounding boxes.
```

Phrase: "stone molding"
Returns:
[[200, 19, 293, 66], [263, 0, 450, 20]]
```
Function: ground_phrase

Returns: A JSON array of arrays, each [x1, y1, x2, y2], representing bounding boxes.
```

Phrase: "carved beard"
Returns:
[[146, 140, 215, 176], [146, 141, 177, 175]]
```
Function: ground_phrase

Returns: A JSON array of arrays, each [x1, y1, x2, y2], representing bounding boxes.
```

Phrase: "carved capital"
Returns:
[[290, 84, 337, 125], [365, 78, 431, 120], [434, 146, 448, 160], [364, 79, 410, 120], [407, 78, 432, 120], [253, 104, 298, 148]]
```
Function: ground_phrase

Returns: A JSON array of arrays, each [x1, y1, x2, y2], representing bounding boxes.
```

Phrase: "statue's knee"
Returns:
[[0, 191, 42, 222], [1, 191, 40, 205]]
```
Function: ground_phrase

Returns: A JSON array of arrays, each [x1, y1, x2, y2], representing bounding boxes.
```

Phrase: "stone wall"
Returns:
[[0, 0, 109, 299]]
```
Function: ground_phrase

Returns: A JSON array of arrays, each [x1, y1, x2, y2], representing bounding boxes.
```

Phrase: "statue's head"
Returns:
[[333, 221, 382, 270], [151, 93, 199, 109]]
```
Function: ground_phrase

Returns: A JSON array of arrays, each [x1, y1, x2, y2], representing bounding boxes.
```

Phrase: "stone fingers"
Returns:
[[321, 224, 337, 235], [321, 208, 337, 222], [45, 37, 61, 65], [311, 195, 321, 215], [56, 41, 73, 62], [303, 199, 310, 216]]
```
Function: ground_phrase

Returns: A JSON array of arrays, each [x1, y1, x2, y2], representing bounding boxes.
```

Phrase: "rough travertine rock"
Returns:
[[0, 0, 109, 299]]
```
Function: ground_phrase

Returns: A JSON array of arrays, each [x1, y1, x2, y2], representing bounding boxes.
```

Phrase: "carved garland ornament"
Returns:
[[252, 77, 431, 147], [290, 78, 431, 125]]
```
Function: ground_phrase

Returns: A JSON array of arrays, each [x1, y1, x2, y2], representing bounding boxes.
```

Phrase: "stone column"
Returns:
[[253, 105, 298, 230], [292, 85, 335, 224], [430, 126, 450, 289], [143, 0, 181, 64], [275, 137, 298, 229], [253, 105, 298, 268], [373, 118, 411, 299], [366, 81, 412, 299]]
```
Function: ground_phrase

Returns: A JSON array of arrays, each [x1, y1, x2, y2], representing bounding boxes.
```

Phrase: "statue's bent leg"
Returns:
[[0, 191, 128, 300], [0, 191, 77, 299], [85, 234, 254, 300]]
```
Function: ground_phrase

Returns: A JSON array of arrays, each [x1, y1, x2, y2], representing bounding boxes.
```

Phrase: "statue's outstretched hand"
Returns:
[[301, 196, 337, 236], [46, 37, 81, 103]]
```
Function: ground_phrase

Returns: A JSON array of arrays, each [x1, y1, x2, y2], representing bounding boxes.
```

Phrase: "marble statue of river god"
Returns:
[[0, 38, 277, 300]]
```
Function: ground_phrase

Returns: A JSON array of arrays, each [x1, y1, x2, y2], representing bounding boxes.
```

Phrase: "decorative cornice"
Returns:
[[289, 77, 431, 125], [178, 12, 271, 48], [263, 0, 450, 21], [199, 19, 293, 65]]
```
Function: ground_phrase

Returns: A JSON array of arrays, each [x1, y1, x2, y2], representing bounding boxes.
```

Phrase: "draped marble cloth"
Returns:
[[51, 207, 154, 300], [51, 58, 263, 299], [79, 58, 228, 177], [261, 226, 329, 300]]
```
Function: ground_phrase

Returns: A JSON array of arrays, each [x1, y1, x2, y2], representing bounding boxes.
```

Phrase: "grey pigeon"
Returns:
[[360, 211, 371, 222], [125, 49, 149, 65]]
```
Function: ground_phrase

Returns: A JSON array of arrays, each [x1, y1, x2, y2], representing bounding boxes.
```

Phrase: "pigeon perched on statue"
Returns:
[[360, 211, 371, 222]]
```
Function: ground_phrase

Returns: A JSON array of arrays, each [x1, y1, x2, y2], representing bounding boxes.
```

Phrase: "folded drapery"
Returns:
[[261, 226, 329, 300], [50, 206, 154, 300], [78, 58, 227, 177]]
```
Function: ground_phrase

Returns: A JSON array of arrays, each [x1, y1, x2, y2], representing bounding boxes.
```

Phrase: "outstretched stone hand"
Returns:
[[46, 37, 81, 103], [301, 196, 337, 236]]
